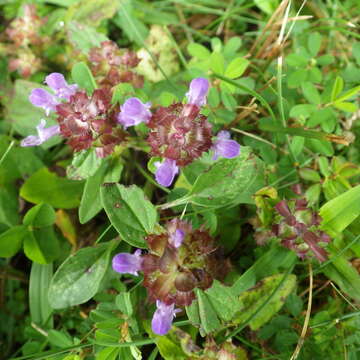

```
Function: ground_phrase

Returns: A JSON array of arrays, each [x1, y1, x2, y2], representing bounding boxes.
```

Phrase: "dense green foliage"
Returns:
[[0, 0, 360, 359]]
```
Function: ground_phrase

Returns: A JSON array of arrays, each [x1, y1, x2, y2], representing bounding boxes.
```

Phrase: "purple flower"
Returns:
[[20, 119, 60, 147], [169, 229, 184, 248], [151, 300, 180, 335], [45, 73, 77, 100], [29, 88, 60, 115], [117, 98, 152, 128], [154, 159, 179, 187], [211, 131, 240, 160], [112, 249, 142, 276], [185, 78, 209, 107]]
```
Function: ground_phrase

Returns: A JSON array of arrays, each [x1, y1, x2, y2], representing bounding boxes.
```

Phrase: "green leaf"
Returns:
[[233, 274, 297, 330], [24, 226, 60, 264], [210, 52, 225, 74], [67, 0, 120, 26], [334, 85, 360, 103], [67, 21, 108, 54], [223, 37, 242, 58], [185, 147, 265, 208], [187, 43, 211, 60], [71, 62, 97, 95], [254, 0, 279, 14], [101, 184, 157, 248], [205, 280, 242, 322], [319, 185, 360, 235], [115, 292, 133, 316], [20, 168, 84, 209], [48, 241, 116, 309], [331, 76, 344, 102], [289, 104, 317, 119], [307, 32, 322, 56], [195, 288, 221, 334], [232, 246, 296, 295], [0, 185, 20, 227], [29, 263, 53, 326], [0, 225, 28, 258], [286, 53, 308, 68], [67, 149, 103, 181], [23, 203, 56, 228], [299, 168, 321, 182], [333, 101, 358, 112], [287, 69, 308, 88], [79, 159, 123, 224], [301, 82, 321, 105], [323, 255, 360, 301], [224, 57, 249, 79], [113, 0, 149, 47], [155, 336, 187, 360], [47, 330, 73, 348]]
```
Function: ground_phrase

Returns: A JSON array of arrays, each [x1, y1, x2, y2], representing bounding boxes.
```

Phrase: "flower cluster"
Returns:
[[272, 198, 331, 262], [5, 4, 46, 77], [21, 73, 127, 157], [89, 40, 143, 88], [112, 219, 230, 335], [21, 75, 240, 185]]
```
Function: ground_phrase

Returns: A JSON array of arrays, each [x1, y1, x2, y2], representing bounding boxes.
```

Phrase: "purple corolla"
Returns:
[[185, 77, 209, 107], [154, 158, 179, 187], [211, 131, 240, 160], [112, 249, 143, 276], [151, 300, 181, 335], [117, 97, 152, 128], [20, 119, 60, 147]]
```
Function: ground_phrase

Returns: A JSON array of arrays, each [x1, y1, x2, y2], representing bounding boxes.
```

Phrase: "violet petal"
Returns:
[[117, 97, 151, 128], [169, 229, 184, 248], [20, 119, 60, 147], [212, 131, 240, 160], [154, 159, 179, 187], [45, 72, 77, 100], [112, 249, 142, 276], [29, 88, 59, 115], [185, 78, 209, 107], [151, 301, 180, 335]]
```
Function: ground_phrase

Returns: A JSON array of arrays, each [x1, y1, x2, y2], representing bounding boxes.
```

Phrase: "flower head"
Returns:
[[212, 131, 240, 160], [147, 103, 212, 166], [151, 300, 180, 335], [185, 78, 209, 107], [112, 249, 142, 276], [45, 73, 77, 100], [117, 98, 151, 128], [21, 119, 60, 147], [29, 88, 59, 115], [154, 159, 179, 187]]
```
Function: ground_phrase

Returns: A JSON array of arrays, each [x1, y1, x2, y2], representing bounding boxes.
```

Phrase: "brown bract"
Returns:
[[56, 88, 127, 156]]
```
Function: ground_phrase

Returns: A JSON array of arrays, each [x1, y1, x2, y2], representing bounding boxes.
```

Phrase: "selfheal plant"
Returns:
[[112, 218, 230, 335], [21, 72, 128, 157]]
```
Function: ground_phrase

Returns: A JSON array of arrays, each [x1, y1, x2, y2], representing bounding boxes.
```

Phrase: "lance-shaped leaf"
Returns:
[[101, 184, 157, 248], [48, 241, 116, 309], [320, 184, 360, 235], [233, 274, 297, 330]]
